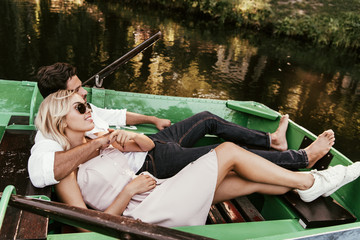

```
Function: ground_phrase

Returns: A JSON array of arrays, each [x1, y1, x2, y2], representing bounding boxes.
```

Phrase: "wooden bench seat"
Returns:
[[283, 191, 356, 228], [281, 135, 356, 228], [0, 128, 51, 239], [207, 196, 264, 224]]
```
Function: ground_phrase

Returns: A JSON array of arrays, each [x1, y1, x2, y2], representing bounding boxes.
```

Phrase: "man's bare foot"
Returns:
[[270, 114, 289, 151], [305, 130, 335, 168]]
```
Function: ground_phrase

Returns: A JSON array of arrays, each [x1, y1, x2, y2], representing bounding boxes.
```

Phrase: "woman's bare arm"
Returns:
[[55, 171, 89, 232], [104, 174, 156, 215], [110, 130, 155, 152]]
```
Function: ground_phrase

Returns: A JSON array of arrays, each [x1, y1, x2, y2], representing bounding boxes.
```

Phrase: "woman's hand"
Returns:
[[105, 174, 156, 216], [125, 174, 157, 196], [93, 129, 138, 150], [111, 129, 137, 148], [109, 129, 155, 152]]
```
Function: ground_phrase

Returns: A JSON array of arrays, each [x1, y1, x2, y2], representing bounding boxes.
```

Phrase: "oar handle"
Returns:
[[83, 31, 162, 87]]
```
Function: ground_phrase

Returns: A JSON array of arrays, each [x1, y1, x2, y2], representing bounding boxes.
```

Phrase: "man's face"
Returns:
[[66, 75, 88, 100]]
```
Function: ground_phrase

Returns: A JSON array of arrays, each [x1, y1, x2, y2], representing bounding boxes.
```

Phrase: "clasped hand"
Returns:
[[96, 129, 137, 149]]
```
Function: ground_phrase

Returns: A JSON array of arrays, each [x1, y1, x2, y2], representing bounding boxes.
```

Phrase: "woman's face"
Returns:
[[64, 94, 94, 134]]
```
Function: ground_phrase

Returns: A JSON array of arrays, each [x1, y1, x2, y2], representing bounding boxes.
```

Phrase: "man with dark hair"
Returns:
[[36, 62, 171, 130], [37, 62, 76, 98]]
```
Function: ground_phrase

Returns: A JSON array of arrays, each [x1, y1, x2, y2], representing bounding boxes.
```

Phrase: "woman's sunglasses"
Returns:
[[75, 102, 92, 114]]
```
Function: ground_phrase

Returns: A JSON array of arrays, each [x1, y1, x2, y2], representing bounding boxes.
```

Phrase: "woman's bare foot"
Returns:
[[305, 130, 335, 168], [270, 114, 289, 151]]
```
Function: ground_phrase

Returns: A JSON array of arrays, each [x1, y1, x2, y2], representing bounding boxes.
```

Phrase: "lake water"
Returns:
[[1, 0, 359, 161]]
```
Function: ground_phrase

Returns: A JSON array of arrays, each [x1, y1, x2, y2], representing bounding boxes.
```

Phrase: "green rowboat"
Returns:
[[0, 79, 359, 240]]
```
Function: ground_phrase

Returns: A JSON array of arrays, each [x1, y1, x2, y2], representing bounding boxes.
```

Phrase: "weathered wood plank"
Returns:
[[0, 129, 51, 239], [232, 196, 265, 222], [217, 201, 246, 223], [283, 191, 356, 228], [207, 205, 226, 224]]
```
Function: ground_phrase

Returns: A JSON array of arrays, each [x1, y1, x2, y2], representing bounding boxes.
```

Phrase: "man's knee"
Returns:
[[195, 111, 215, 119]]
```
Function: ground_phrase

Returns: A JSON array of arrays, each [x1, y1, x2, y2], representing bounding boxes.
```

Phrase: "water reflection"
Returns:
[[0, 0, 359, 160]]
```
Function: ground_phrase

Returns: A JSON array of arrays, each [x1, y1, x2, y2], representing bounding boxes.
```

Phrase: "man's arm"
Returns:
[[126, 111, 171, 130], [28, 131, 113, 188], [53, 139, 102, 181], [90, 104, 171, 131]]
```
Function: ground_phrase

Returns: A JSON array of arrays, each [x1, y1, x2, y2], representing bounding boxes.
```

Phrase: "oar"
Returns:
[[82, 31, 162, 88], [0, 192, 213, 240]]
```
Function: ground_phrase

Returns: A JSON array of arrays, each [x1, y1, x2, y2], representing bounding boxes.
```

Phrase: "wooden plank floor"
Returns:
[[0, 129, 51, 239], [207, 196, 264, 224]]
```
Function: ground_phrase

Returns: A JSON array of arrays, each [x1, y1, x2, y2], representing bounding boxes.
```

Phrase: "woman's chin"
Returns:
[[85, 122, 95, 131]]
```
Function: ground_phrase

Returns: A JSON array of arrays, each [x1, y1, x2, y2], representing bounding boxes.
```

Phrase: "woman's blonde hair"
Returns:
[[35, 90, 76, 150]]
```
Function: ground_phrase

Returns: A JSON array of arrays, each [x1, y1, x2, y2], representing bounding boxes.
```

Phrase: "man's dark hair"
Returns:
[[36, 62, 77, 98]]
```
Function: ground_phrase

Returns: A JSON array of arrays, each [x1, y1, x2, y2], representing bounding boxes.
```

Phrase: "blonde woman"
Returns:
[[29, 90, 360, 227]]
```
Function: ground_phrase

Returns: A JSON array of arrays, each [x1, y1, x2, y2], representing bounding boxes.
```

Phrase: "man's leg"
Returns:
[[248, 148, 307, 170], [150, 142, 307, 179], [151, 129, 335, 178], [150, 142, 217, 178], [151, 111, 271, 149]]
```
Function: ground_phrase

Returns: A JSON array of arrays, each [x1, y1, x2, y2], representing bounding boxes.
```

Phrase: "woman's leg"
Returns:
[[212, 171, 291, 204], [214, 142, 314, 191], [213, 142, 354, 202]]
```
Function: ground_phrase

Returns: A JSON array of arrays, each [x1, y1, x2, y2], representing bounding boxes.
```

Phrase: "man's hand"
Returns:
[[155, 118, 171, 130], [95, 130, 115, 150], [125, 112, 170, 130]]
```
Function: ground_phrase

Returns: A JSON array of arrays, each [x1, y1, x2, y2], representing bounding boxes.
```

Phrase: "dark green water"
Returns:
[[1, 0, 360, 161]]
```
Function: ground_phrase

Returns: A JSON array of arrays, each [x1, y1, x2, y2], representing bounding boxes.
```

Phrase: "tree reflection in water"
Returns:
[[0, 0, 359, 161]]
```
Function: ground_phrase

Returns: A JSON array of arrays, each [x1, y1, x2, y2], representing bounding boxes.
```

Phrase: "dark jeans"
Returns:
[[137, 111, 308, 179]]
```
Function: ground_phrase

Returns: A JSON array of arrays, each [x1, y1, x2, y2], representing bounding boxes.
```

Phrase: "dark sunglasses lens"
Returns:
[[76, 103, 86, 114], [86, 103, 92, 110]]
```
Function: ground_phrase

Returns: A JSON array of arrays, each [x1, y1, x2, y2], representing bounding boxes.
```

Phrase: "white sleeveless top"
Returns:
[[77, 147, 136, 210], [77, 147, 218, 227]]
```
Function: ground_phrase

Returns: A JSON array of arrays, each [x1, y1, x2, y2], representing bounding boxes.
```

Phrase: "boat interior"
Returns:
[[0, 80, 359, 239]]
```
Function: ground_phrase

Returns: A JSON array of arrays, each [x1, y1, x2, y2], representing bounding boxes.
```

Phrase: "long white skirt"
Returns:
[[123, 150, 218, 227]]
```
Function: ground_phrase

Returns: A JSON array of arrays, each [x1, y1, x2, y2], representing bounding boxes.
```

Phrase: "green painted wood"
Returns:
[[175, 219, 305, 240], [90, 88, 106, 108], [226, 100, 281, 120], [47, 232, 117, 240]]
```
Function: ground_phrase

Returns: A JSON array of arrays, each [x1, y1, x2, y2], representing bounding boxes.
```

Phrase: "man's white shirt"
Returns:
[[28, 104, 147, 188]]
